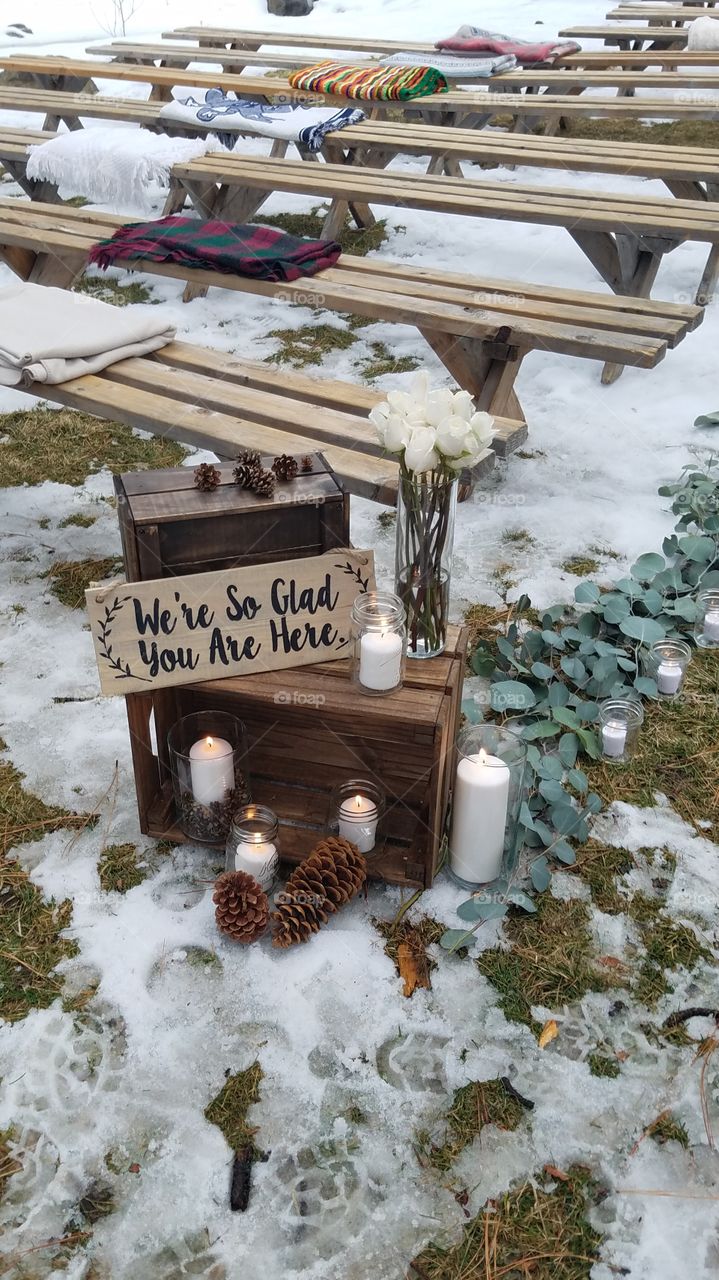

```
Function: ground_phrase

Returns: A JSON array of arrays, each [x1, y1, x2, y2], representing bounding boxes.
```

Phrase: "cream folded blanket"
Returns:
[[0, 282, 175, 386]]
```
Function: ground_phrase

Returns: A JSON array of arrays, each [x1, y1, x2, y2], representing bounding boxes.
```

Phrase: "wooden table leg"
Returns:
[[418, 327, 527, 417]]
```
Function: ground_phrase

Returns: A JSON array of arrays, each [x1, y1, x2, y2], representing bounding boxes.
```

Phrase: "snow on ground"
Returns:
[[1, 1, 719, 1277]]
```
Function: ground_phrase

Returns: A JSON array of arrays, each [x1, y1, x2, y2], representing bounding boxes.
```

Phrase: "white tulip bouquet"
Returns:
[[370, 375, 495, 657]]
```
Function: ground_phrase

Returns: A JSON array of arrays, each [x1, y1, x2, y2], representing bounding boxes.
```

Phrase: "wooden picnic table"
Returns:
[[560, 25, 690, 49], [607, 5, 718, 17]]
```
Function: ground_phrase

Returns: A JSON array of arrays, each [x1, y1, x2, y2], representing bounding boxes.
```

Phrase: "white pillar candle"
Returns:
[[449, 750, 510, 884], [359, 630, 403, 692], [189, 736, 234, 806], [235, 840, 279, 892], [656, 660, 683, 696], [338, 793, 379, 853], [601, 721, 627, 760], [703, 609, 719, 643]]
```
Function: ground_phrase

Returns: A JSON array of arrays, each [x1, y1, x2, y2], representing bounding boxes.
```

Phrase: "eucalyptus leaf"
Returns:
[[634, 675, 658, 697], [558, 732, 579, 768], [521, 720, 561, 741], [530, 857, 552, 892], [457, 898, 509, 922], [506, 889, 537, 914], [561, 656, 587, 682], [631, 552, 665, 581], [519, 801, 536, 831], [536, 755, 564, 781], [440, 929, 472, 952], [619, 616, 666, 645], [553, 840, 576, 866], [573, 701, 599, 722], [550, 803, 583, 836], [539, 779, 567, 804], [575, 582, 601, 604], [490, 680, 537, 712], [642, 589, 665, 616], [542, 605, 565, 626], [678, 534, 716, 562], [576, 727, 602, 760], [551, 706, 581, 730], [585, 792, 603, 815], [531, 661, 556, 681], [603, 596, 632, 624], [578, 613, 600, 637], [471, 648, 496, 677], [542, 631, 566, 651], [534, 819, 556, 847], [593, 654, 618, 683], [567, 767, 588, 793], [548, 682, 570, 708]]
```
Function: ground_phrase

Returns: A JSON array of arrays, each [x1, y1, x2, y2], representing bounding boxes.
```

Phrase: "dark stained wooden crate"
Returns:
[[125, 625, 469, 888], [114, 451, 349, 582]]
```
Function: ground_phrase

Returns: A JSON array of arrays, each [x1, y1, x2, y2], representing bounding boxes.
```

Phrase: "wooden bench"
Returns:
[[4, 83, 719, 141], [169, 152, 719, 309], [164, 29, 438, 55], [607, 5, 719, 18], [0, 124, 57, 196], [0, 197, 699, 409], [560, 25, 691, 49], [5, 55, 719, 113], [18, 338, 478, 504]]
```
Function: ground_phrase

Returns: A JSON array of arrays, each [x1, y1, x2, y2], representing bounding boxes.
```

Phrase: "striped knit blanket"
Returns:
[[288, 60, 449, 100], [88, 218, 342, 282]]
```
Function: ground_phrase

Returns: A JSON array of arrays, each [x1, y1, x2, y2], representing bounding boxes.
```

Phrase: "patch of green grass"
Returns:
[[374, 914, 444, 981], [205, 1062, 263, 1156], [265, 322, 357, 369], [566, 117, 719, 149], [586, 650, 719, 832], [75, 1181, 116, 1224], [0, 406, 187, 488], [45, 557, 122, 609], [587, 1053, 620, 1079], [573, 842, 634, 915], [410, 1165, 603, 1280], [357, 341, 421, 381], [635, 914, 711, 1008], [63, 195, 89, 208], [501, 527, 535, 550], [515, 448, 546, 460], [59, 513, 97, 529], [260, 210, 390, 257], [562, 554, 601, 578], [0, 741, 89, 1021], [186, 946, 221, 969], [477, 897, 623, 1036], [588, 543, 621, 561], [73, 275, 154, 306], [0, 1129, 21, 1202], [376, 509, 396, 530], [424, 1079, 525, 1172], [98, 843, 147, 894], [646, 1111, 690, 1148]]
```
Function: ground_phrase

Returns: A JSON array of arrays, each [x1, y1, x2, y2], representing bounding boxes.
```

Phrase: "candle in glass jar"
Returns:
[[189, 736, 234, 806], [234, 839, 278, 892], [656, 660, 683, 696], [338, 793, 379, 853], [449, 749, 510, 884], [703, 609, 719, 644], [359, 628, 403, 692], [601, 721, 627, 759]]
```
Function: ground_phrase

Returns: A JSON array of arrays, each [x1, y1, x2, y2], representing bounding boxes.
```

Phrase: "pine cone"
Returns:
[[233, 449, 263, 490], [253, 468, 277, 499], [300, 455, 314, 474], [194, 462, 222, 492], [272, 836, 366, 949], [272, 453, 299, 482], [213, 870, 269, 944]]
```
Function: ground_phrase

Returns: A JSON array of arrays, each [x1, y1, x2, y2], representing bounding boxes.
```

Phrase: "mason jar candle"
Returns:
[[695, 589, 719, 649], [226, 804, 279, 893], [167, 711, 251, 843], [645, 638, 692, 698], [328, 779, 385, 856], [350, 591, 406, 695], [598, 698, 644, 764]]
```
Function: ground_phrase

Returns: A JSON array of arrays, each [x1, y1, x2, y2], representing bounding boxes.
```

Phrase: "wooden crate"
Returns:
[[114, 451, 349, 582], [126, 625, 469, 888]]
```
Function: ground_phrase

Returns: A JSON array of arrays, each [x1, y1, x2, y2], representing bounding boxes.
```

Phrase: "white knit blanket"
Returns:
[[379, 51, 518, 76], [0, 282, 175, 386], [25, 127, 220, 208], [688, 17, 719, 50]]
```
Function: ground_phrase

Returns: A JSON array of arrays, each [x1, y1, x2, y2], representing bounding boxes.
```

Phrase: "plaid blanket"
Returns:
[[88, 217, 342, 282], [288, 60, 449, 100]]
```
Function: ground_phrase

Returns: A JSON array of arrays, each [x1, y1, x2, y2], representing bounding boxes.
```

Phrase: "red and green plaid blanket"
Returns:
[[288, 60, 449, 100], [88, 217, 342, 282]]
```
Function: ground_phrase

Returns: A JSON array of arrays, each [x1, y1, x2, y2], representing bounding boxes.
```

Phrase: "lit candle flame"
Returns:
[[355, 795, 362, 810], [207, 736, 214, 748], [478, 748, 487, 766]]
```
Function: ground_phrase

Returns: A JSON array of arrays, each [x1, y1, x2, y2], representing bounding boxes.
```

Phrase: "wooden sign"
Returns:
[[86, 550, 375, 695]]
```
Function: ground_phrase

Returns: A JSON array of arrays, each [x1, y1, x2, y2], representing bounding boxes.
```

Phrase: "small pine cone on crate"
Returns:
[[252, 468, 277, 499], [272, 836, 367, 949], [300, 455, 314, 474], [194, 462, 222, 492], [272, 453, 299, 482], [233, 449, 263, 490], [213, 870, 269, 944]]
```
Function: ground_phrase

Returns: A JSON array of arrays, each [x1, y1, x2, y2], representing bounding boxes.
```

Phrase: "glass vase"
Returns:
[[448, 724, 527, 889], [167, 710, 251, 845], [349, 591, 406, 695], [395, 469, 457, 659]]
